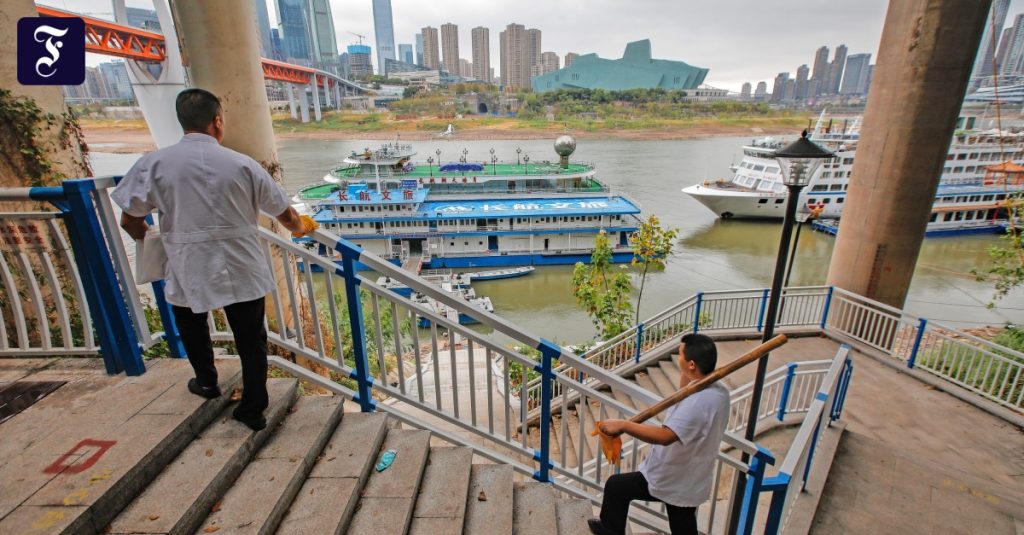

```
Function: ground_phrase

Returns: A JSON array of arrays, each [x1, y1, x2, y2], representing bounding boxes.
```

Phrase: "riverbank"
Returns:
[[80, 113, 809, 153]]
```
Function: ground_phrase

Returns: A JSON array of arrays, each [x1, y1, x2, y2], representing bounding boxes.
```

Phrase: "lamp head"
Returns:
[[774, 130, 833, 187]]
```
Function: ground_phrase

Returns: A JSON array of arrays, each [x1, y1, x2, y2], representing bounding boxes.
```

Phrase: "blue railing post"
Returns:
[[756, 288, 769, 332], [338, 240, 376, 412], [634, 323, 644, 363], [802, 413, 823, 489], [58, 179, 145, 376], [150, 281, 186, 359], [761, 476, 791, 535], [907, 318, 928, 369], [736, 446, 773, 535], [776, 362, 797, 421], [819, 286, 834, 329], [832, 358, 854, 421], [693, 292, 704, 332], [533, 339, 559, 483]]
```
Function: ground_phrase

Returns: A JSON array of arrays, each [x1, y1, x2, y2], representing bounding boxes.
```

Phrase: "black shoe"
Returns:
[[232, 410, 267, 431], [587, 518, 615, 535], [187, 378, 221, 399]]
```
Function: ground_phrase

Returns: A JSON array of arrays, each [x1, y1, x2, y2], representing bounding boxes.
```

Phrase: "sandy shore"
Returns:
[[82, 120, 799, 154]]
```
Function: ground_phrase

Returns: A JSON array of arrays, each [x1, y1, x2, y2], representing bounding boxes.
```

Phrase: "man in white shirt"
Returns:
[[589, 333, 730, 535], [113, 88, 317, 431]]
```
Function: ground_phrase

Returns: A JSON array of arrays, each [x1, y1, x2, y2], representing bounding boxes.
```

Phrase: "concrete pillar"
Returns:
[[299, 85, 310, 123], [287, 83, 297, 119], [311, 76, 322, 121], [826, 0, 991, 308]]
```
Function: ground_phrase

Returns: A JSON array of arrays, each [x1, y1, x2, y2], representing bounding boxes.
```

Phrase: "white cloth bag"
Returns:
[[135, 229, 167, 284]]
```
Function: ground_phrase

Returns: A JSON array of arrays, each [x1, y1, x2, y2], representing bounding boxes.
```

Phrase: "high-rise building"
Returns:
[[271, 29, 284, 60], [499, 23, 530, 90], [540, 51, 559, 75], [971, 0, 1010, 87], [459, 58, 473, 79], [275, 0, 311, 62], [471, 27, 491, 83], [372, 0, 396, 76], [84, 66, 111, 99], [253, 0, 274, 58], [527, 28, 542, 77], [754, 81, 768, 100], [98, 61, 133, 99], [422, 26, 441, 70], [794, 64, 809, 99], [828, 44, 848, 94], [1001, 14, 1024, 77], [347, 44, 373, 78], [995, 27, 1014, 77], [840, 53, 872, 95], [399, 44, 414, 65], [125, 7, 160, 32], [740, 82, 751, 99], [771, 72, 789, 102], [308, 0, 339, 74], [783, 79, 796, 101], [811, 45, 829, 94], [564, 52, 579, 67], [415, 33, 424, 66], [441, 23, 460, 76], [338, 52, 350, 78]]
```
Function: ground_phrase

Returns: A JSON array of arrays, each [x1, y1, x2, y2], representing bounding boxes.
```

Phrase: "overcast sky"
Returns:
[[56, 0, 1024, 92]]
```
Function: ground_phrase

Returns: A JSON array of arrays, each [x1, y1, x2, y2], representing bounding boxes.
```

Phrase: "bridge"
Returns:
[[36, 3, 370, 146]]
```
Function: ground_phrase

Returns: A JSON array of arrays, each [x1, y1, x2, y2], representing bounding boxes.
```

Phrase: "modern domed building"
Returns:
[[531, 39, 708, 93]]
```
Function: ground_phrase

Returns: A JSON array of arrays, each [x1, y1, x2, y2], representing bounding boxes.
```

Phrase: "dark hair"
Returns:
[[681, 333, 717, 375], [175, 88, 222, 132]]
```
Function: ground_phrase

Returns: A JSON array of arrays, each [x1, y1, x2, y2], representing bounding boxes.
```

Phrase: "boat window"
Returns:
[[823, 198, 831, 204], [842, 158, 854, 165], [812, 185, 828, 192], [929, 213, 937, 222], [830, 184, 843, 191], [774, 199, 784, 204], [946, 154, 955, 161], [837, 197, 844, 203], [969, 153, 978, 160], [758, 199, 768, 204], [954, 212, 963, 221], [997, 194, 1006, 200], [953, 167, 963, 173], [753, 165, 765, 172], [943, 167, 951, 173], [766, 166, 780, 173], [808, 198, 817, 204], [983, 195, 994, 201], [944, 213, 953, 221], [956, 153, 967, 160], [965, 211, 974, 220]]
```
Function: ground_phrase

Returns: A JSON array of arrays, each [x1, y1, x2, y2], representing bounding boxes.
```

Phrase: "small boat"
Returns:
[[376, 271, 472, 297], [414, 283, 494, 327], [462, 266, 535, 281]]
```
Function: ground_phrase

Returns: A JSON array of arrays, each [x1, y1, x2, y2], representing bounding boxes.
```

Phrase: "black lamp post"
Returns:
[[516, 147, 522, 166], [523, 154, 530, 174], [730, 130, 832, 529], [436, 149, 442, 168], [427, 156, 434, 177], [491, 149, 498, 176]]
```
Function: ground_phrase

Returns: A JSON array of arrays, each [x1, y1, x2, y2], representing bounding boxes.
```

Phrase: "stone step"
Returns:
[[408, 446, 473, 534], [658, 361, 681, 391], [563, 403, 593, 465], [107, 378, 298, 535], [346, 428, 432, 535], [556, 498, 595, 535], [195, 395, 344, 534], [277, 411, 389, 534], [512, 481, 557, 535], [0, 362, 243, 535], [550, 413, 578, 469], [463, 464, 513, 535], [645, 367, 676, 399]]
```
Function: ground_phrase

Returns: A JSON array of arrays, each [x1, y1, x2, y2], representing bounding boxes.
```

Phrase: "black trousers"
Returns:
[[600, 471, 697, 535], [172, 297, 269, 419]]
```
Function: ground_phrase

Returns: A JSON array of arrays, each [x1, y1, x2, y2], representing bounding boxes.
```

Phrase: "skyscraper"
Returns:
[[253, 0, 274, 58], [811, 46, 829, 94], [1001, 14, 1024, 77], [125, 7, 160, 31], [276, 0, 311, 63], [441, 23, 460, 75], [740, 82, 751, 100], [372, 0, 396, 76], [540, 51, 559, 74], [970, 0, 1010, 87], [828, 44, 848, 94], [459, 58, 473, 79], [754, 81, 768, 100], [99, 61, 133, 99], [422, 26, 441, 70], [771, 72, 789, 102], [347, 44, 373, 78], [415, 33, 424, 66], [564, 52, 579, 67], [308, 0, 339, 73], [527, 28, 542, 78], [499, 23, 530, 90], [399, 44, 414, 64], [795, 64, 809, 99], [471, 27, 491, 83], [840, 53, 871, 95]]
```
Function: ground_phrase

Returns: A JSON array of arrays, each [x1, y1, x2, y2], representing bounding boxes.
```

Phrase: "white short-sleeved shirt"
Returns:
[[639, 381, 731, 507], [111, 133, 291, 313]]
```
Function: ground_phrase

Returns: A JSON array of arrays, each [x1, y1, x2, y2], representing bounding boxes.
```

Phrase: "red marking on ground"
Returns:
[[43, 439, 117, 474]]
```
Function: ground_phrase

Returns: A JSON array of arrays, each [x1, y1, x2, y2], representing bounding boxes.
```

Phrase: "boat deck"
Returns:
[[332, 162, 593, 180]]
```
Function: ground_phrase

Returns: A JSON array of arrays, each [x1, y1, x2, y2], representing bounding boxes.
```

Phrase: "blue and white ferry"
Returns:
[[294, 135, 642, 268]]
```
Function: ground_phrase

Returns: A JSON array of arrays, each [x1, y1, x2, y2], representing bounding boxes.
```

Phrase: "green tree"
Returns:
[[973, 193, 1024, 303], [629, 215, 678, 324], [572, 230, 634, 339]]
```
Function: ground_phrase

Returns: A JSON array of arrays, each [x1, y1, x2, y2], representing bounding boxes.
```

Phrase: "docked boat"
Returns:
[[413, 283, 494, 327], [293, 135, 641, 269], [682, 117, 1024, 235]]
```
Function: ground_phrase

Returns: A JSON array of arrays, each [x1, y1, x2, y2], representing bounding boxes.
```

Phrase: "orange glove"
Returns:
[[292, 215, 319, 237], [590, 421, 623, 466]]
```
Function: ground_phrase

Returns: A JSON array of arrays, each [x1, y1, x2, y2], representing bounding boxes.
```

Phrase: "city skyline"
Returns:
[[67, 0, 1024, 91]]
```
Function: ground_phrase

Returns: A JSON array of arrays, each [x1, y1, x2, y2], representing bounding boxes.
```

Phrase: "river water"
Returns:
[[91, 135, 1024, 345]]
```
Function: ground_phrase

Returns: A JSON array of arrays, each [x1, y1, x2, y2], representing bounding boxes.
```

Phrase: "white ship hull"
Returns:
[[681, 184, 843, 219]]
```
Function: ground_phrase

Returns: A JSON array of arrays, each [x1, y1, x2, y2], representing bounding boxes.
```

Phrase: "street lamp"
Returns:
[[490, 148, 497, 175], [427, 156, 434, 177], [516, 147, 522, 166], [436, 149, 442, 168], [744, 130, 832, 441], [523, 154, 530, 174]]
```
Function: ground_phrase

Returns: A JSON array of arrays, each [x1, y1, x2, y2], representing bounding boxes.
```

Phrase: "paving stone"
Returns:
[[0, 504, 92, 535], [556, 498, 594, 535], [276, 477, 359, 534], [107, 379, 297, 535], [463, 464, 513, 535], [309, 412, 389, 479], [196, 396, 343, 535], [513, 482, 557, 535], [410, 447, 472, 520]]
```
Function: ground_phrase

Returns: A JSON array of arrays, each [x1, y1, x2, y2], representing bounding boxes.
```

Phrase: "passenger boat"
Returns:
[[413, 283, 494, 327], [682, 117, 1024, 235], [293, 135, 641, 268]]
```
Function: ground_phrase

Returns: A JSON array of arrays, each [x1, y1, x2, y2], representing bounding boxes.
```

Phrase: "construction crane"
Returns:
[[348, 32, 367, 45]]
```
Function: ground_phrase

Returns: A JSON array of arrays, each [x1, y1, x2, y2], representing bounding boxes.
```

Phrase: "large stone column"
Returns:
[[311, 76, 322, 121], [298, 85, 310, 123], [287, 83, 297, 119], [826, 0, 992, 308]]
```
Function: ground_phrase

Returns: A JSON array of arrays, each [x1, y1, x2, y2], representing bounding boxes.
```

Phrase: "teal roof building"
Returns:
[[531, 40, 708, 93]]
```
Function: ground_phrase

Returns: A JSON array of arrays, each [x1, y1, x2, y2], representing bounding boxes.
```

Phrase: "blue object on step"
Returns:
[[376, 449, 397, 472]]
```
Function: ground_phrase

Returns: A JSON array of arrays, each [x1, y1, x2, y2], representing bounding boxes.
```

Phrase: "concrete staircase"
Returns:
[[46, 375, 596, 534]]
